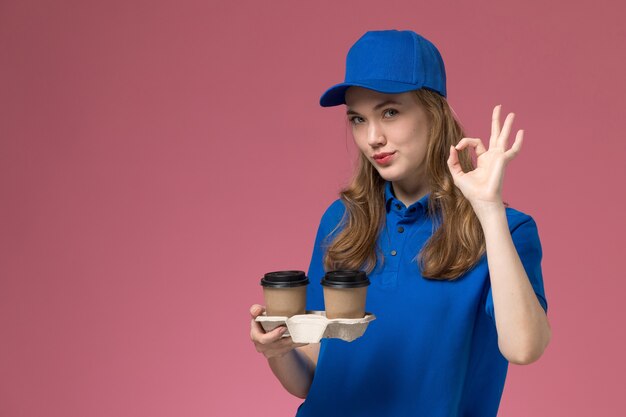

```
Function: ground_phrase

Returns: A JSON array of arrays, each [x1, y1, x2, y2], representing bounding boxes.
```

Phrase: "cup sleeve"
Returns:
[[484, 214, 548, 323]]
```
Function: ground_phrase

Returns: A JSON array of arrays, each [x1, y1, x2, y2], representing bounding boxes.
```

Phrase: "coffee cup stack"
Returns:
[[321, 270, 370, 319], [260, 270, 309, 317]]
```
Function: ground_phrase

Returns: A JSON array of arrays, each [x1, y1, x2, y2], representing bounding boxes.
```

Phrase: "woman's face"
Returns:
[[344, 86, 431, 187]]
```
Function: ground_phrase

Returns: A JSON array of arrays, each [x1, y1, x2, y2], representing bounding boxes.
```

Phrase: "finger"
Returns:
[[498, 112, 515, 150], [505, 130, 523, 158], [455, 138, 487, 156], [447, 145, 464, 177], [250, 304, 267, 336], [250, 304, 265, 319], [250, 304, 270, 337], [257, 325, 288, 345], [252, 324, 283, 344], [490, 105, 502, 147], [250, 316, 267, 337]]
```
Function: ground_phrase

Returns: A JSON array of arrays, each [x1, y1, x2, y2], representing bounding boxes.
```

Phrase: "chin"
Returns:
[[375, 169, 402, 182]]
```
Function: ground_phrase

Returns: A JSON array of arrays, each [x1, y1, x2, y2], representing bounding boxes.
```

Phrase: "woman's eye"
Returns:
[[349, 109, 397, 125], [349, 116, 364, 125]]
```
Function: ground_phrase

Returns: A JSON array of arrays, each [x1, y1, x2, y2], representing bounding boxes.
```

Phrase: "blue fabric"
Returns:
[[319, 30, 447, 107], [295, 180, 548, 417]]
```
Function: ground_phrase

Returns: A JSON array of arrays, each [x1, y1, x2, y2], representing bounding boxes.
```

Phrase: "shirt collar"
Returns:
[[384, 180, 430, 215]]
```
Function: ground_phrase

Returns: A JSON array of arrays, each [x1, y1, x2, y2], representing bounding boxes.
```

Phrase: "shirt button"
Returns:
[[397, 226, 404, 233], [395, 203, 402, 209], [390, 250, 397, 256]]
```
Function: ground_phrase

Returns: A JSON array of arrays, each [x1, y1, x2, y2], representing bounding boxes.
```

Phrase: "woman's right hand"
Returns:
[[250, 304, 309, 359]]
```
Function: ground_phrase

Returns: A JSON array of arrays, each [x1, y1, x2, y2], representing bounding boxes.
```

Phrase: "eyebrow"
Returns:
[[346, 100, 403, 116]]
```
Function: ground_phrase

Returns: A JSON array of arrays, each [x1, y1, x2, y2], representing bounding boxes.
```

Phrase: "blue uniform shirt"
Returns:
[[295, 180, 548, 417]]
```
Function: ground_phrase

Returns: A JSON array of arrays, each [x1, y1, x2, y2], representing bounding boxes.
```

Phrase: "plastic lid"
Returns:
[[260, 270, 310, 288], [321, 270, 370, 288]]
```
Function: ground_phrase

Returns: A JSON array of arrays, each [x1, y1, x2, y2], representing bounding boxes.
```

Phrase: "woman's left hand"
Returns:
[[447, 104, 523, 212]]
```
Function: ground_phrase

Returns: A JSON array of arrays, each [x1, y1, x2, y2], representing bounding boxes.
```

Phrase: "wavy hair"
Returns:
[[322, 88, 509, 280]]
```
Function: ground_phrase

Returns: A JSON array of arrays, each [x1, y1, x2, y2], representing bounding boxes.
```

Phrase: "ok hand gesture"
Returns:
[[447, 105, 523, 213]]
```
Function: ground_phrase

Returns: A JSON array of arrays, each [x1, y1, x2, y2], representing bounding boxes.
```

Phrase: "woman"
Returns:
[[249, 29, 551, 417]]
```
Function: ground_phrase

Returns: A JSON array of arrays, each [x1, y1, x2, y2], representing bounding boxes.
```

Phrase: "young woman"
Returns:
[[249, 29, 551, 417]]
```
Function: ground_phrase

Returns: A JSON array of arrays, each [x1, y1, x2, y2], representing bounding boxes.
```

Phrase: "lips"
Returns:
[[373, 151, 396, 160]]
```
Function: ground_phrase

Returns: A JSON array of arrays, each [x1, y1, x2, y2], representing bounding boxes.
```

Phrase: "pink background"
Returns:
[[1, 0, 625, 416]]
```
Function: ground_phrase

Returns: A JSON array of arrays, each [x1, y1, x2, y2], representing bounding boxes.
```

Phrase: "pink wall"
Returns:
[[1, 0, 625, 416]]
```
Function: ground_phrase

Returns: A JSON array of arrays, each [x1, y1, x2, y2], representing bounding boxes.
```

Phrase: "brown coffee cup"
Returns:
[[321, 270, 370, 319], [260, 270, 309, 317]]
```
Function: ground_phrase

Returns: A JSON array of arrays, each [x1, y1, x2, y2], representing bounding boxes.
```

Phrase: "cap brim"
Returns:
[[319, 80, 423, 107]]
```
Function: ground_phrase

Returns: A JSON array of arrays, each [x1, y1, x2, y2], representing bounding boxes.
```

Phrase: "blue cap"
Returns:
[[319, 30, 447, 107]]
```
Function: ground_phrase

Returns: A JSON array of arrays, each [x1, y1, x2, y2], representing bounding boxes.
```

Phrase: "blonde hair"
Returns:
[[322, 88, 508, 280]]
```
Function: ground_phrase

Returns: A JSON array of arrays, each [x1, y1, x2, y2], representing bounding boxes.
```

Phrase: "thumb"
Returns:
[[250, 304, 266, 318]]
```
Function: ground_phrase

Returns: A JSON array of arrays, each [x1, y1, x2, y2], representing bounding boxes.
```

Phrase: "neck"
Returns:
[[391, 179, 430, 208]]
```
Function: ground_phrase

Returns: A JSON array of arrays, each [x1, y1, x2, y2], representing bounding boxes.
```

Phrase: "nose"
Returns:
[[367, 122, 386, 147]]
